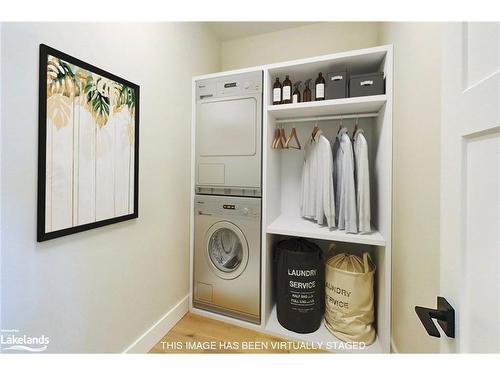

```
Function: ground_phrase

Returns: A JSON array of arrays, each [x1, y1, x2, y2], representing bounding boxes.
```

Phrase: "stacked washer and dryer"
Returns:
[[193, 71, 263, 324]]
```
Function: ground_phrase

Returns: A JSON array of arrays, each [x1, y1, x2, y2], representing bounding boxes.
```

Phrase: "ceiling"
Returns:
[[206, 22, 317, 41]]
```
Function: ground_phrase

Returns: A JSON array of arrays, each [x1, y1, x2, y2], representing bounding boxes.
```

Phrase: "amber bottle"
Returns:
[[292, 81, 301, 104], [282, 75, 292, 104], [303, 79, 312, 102], [273, 77, 282, 105], [315, 72, 325, 101]]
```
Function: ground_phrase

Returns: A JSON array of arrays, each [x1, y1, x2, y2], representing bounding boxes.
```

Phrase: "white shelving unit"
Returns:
[[262, 45, 392, 354], [190, 45, 393, 354]]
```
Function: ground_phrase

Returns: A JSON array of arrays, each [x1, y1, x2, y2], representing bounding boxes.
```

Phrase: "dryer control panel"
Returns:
[[196, 71, 262, 100], [195, 195, 261, 220]]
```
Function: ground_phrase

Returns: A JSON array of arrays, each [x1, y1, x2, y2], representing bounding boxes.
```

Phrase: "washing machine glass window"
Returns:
[[209, 228, 243, 271], [205, 221, 249, 280]]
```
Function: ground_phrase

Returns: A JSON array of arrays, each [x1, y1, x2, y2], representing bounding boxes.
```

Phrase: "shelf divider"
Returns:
[[267, 95, 386, 121]]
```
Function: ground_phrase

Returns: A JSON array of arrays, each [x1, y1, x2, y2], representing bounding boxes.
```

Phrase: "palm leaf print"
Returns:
[[115, 84, 136, 115], [46, 55, 135, 129], [83, 75, 111, 128], [47, 57, 80, 98]]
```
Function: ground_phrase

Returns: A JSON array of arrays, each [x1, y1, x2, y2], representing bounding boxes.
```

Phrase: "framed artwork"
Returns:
[[37, 44, 139, 242]]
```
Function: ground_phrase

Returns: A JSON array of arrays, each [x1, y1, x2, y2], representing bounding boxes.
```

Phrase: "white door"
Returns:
[[440, 22, 500, 353]]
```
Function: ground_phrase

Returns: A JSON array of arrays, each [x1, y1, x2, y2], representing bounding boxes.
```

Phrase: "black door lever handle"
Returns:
[[415, 297, 455, 338]]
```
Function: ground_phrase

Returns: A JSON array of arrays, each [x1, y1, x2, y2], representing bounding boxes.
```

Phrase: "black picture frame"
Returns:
[[37, 44, 140, 242]]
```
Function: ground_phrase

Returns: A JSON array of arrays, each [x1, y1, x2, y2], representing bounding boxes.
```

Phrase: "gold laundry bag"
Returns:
[[324, 252, 376, 345]]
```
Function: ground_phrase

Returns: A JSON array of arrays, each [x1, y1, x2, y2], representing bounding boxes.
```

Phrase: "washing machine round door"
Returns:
[[205, 221, 249, 280]]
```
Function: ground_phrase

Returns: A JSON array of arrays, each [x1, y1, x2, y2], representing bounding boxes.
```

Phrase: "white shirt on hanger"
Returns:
[[353, 128, 371, 233], [333, 128, 357, 233], [333, 136, 341, 225], [300, 135, 316, 220], [300, 129, 335, 228]]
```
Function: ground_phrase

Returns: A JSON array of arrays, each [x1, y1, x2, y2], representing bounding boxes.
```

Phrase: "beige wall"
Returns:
[[221, 22, 380, 70], [220, 22, 442, 353], [0, 22, 220, 352], [379, 22, 441, 354]]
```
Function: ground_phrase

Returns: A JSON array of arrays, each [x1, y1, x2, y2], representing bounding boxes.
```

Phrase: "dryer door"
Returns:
[[195, 92, 262, 191], [198, 97, 257, 157], [205, 221, 249, 280]]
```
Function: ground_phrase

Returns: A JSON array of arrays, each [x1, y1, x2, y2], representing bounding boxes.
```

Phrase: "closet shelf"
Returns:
[[267, 95, 387, 120], [266, 215, 386, 246], [264, 305, 383, 353]]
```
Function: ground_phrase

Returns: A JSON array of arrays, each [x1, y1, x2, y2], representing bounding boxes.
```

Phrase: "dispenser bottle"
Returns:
[[315, 72, 325, 101], [273, 77, 282, 105], [282, 75, 292, 104], [292, 81, 302, 104], [303, 79, 312, 102]]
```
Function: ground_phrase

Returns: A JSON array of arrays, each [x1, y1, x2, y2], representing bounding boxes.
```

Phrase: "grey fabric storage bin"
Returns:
[[326, 71, 347, 99], [349, 72, 385, 97]]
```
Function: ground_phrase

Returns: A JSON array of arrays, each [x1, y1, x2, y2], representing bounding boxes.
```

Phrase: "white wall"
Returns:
[[0, 22, 220, 353], [221, 22, 381, 71], [379, 22, 441, 354]]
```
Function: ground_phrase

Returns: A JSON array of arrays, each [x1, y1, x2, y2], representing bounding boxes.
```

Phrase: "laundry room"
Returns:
[[1, 2, 500, 372]]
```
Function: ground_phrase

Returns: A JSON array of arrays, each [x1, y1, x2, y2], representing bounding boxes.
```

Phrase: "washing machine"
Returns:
[[193, 194, 261, 324]]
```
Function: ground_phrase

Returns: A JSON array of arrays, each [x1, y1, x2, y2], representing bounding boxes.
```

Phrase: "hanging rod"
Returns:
[[274, 112, 378, 124]]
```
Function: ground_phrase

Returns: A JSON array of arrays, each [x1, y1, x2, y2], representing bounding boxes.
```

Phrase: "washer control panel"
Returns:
[[195, 195, 261, 220]]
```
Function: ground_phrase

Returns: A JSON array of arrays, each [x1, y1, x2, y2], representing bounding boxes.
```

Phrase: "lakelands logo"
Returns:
[[0, 329, 49, 353]]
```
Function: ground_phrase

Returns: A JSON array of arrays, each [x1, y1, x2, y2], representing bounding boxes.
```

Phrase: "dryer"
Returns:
[[195, 71, 262, 197], [193, 195, 261, 324]]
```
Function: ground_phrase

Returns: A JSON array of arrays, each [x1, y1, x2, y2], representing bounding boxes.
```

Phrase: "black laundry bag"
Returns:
[[274, 238, 325, 333]]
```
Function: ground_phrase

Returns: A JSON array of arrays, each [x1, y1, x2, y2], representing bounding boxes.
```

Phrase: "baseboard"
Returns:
[[390, 337, 399, 354], [123, 294, 189, 353]]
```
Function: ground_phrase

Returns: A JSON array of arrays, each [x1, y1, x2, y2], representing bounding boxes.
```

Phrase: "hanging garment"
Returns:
[[300, 129, 335, 228], [333, 128, 357, 233], [332, 136, 341, 226], [353, 128, 371, 233], [300, 134, 317, 221], [300, 134, 316, 219]]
